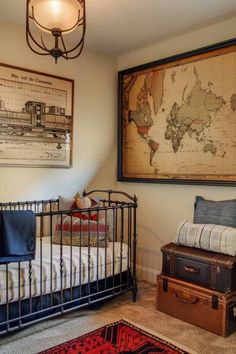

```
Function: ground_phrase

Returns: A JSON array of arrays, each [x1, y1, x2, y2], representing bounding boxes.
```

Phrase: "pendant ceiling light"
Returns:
[[26, 0, 86, 63]]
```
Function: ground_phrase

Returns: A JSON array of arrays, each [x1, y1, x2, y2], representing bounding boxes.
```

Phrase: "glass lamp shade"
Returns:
[[30, 0, 83, 34]]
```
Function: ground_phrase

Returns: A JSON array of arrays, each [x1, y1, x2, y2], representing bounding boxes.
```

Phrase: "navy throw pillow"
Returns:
[[194, 196, 236, 228]]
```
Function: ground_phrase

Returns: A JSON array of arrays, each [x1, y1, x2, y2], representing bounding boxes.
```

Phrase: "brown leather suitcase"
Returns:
[[156, 275, 236, 336], [161, 242, 236, 293]]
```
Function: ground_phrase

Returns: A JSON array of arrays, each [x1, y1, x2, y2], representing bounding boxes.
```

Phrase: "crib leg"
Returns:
[[132, 279, 137, 302]]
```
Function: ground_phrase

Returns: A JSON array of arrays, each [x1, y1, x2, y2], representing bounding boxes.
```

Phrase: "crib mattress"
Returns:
[[0, 237, 128, 304]]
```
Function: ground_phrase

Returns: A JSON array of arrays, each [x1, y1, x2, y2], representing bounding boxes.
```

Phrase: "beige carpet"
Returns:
[[0, 282, 235, 353]]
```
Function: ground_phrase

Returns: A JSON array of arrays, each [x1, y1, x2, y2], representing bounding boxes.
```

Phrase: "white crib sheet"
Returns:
[[0, 237, 128, 304]]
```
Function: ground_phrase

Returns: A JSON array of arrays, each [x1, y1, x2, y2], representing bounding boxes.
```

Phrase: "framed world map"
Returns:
[[118, 39, 236, 185]]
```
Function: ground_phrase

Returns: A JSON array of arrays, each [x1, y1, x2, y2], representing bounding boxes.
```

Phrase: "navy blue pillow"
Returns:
[[194, 196, 236, 228]]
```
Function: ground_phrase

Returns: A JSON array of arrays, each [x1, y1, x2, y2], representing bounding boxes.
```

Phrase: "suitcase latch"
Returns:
[[163, 278, 168, 292], [212, 295, 218, 310]]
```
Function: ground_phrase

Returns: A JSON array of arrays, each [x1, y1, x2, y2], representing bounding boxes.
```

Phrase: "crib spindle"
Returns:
[[40, 215, 43, 310], [28, 260, 32, 313], [88, 210, 91, 303], [132, 195, 138, 302], [79, 215, 82, 297], [18, 262, 22, 327], [60, 213, 64, 314], [96, 209, 99, 292], [70, 214, 73, 302], [127, 206, 132, 289], [120, 206, 124, 290], [112, 207, 116, 296], [104, 208, 107, 290], [50, 212, 53, 307], [6, 264, 9, 331]]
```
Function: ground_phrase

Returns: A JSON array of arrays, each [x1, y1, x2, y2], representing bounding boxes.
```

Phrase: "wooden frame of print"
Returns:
[[0, 63, 74, 168], [118, 38, 236, 186]]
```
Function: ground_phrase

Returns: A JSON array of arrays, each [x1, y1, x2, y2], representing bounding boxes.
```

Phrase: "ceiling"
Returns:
[[0, 0, 236, 55]]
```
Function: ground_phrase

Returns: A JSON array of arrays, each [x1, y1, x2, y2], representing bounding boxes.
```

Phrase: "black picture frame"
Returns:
[[118, 38, 236, 186]]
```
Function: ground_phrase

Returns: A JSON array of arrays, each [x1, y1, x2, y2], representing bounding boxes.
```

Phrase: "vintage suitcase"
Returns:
[[156, 275, 236, 337], [161, 242, 236, 293]]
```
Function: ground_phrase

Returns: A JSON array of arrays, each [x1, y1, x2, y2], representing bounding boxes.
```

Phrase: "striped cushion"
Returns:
[[175, 220, 236, 256], [53, 215, 109, 247]]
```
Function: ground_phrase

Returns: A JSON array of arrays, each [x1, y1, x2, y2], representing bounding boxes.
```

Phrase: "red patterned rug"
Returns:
[[38, 319, 193, 354]]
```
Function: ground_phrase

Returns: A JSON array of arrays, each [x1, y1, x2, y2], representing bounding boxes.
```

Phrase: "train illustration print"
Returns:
[[0, 100, 71, 148]]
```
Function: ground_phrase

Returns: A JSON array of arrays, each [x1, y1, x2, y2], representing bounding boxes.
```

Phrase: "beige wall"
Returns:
[[89, 16, 236, 282], [0, 21, 116, 202], [1, 16, 236, 283]]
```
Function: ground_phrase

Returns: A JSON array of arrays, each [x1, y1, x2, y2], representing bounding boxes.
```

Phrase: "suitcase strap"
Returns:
[[173, 292, 219, 309], [212, 295, 218, 310], [173, 292, 198, 304], [162, 277, 219, 310], [184, 265, 200, 274]]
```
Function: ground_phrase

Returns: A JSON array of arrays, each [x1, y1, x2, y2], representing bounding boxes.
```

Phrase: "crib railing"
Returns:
[[0, 190, 137, 335], [0, 199, 59, 212]]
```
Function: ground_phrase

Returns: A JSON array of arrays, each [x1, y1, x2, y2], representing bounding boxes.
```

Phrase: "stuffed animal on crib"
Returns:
[[71, 193, 98, 221], [72, 192, 92, 209]]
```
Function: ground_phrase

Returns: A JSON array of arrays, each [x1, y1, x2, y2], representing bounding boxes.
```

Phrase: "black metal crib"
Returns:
[[0, 189, 137, 335]]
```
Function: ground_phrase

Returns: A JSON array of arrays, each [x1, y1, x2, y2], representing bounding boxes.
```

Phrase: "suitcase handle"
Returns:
[[184, 265, 200, 274], [173, 292, 199, 304]]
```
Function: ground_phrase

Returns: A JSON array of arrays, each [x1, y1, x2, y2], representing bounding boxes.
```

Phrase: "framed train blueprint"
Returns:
[[0, 63, 73, 167], [118, 39, 236, 185]]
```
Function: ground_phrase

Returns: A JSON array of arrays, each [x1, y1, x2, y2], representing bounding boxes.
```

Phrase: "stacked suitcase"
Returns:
[[156, 242, 236, 336]]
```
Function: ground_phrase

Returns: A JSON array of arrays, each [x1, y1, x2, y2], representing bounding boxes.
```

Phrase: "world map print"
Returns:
[[121, 47, 236, 183]]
